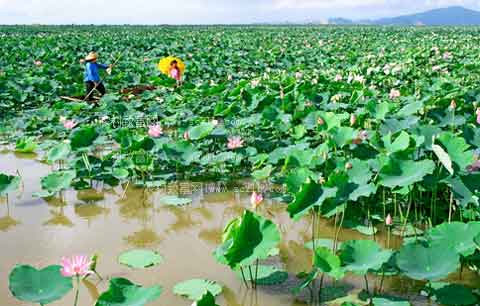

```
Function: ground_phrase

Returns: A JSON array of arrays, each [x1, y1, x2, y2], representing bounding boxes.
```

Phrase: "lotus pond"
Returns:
[[2, 25, 480, 306]]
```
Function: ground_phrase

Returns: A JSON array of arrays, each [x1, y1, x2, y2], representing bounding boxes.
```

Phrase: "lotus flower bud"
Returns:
[[318, 177, 326, 184], [350, 114, 356, 126], [450, 100, 457, 110], [385, 214, 393, 226], [317, 117, 325, 126], [345, 162, 353, 170], [250, 192, 263, 210]]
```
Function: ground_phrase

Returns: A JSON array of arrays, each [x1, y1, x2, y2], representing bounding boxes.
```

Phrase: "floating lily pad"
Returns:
[[40, 170, 76, 193], [118, 249, 163, 269], [173, 279, 222, 300]]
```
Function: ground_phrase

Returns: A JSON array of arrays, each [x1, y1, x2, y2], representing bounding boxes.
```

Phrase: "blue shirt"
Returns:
[[84, 62, 108, 82]]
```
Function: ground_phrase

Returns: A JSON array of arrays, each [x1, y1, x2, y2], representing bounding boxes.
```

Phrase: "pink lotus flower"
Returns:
[[63, 120, 77, 129], [183, 131, 190, 140], [389, 89, 401, 100], [467, 160, 480, 173], [211, 119, 219, 126], [385, 214, 393, 226], [432, 65, 441, 72], [60, 255, 93, 277], [350, 114, 356, 126], [34, 60, 42, 66], [331, 94, 342, 103], [295, 72, 303, 79], [250, 192, 263, 209], [353, 130, 369, 145], [251, 79, 260, 88], [476, 108, 480, 124], [312, 78, 318, 85], [317, 117, 325, 126], [227, 136, 244, 150], [334, 74, 342, 82], [228, 75, 233, 81], [353, 75, 365, 84], [143, 57, 150, 62], [148, 124, 163, 138], [443, 52, 452, 60]]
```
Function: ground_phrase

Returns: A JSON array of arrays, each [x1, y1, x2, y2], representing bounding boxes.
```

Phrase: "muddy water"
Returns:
[[0, 152, 476, 306]]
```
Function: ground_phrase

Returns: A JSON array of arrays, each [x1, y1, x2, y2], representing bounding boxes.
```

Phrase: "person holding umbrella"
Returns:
[[81, 52, 112, 100]]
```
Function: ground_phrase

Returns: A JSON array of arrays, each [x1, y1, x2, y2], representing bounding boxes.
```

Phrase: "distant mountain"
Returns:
[[329, 6, 480, 26]]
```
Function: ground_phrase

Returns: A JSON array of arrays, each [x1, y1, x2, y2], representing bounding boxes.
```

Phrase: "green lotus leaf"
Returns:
[[287, 180, 337, 221], [438, 132, 474, 172], [112, 168, 130, 180], [195, 291, 219, 306], [332, 126, 356, 148], [383, 131, 410, 154], [173, 279, 222, 300], [286, 167, 315, 193], [9, 265, 72, 305], [426, 222, 480, 257], [95, 278, 162, 306], [40, 170, 76, 193], [396, 241, 459, 281], [15, 137, 37, 153], [340, 240, 392, 275], [305, 239, 342, 250], [118, 249, 163, 269], [216, 210, 280, 269], [189, 122, 215, 140], [46, 142, 71, 164], [444, 174, 480, 207], [425, 282, 478, 306], [292, 269, 319, 295], [432, 143, 454, 175], [314, 246, 345, 280], [0, 173, 20, 196], [70, 126, 99, 150], [252, 165, 273, 180], [378, 159, 435, 188]]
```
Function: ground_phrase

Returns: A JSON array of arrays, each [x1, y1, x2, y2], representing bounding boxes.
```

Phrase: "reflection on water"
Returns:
[[0, 152, 479, 306], [124, 227, 163, 248]]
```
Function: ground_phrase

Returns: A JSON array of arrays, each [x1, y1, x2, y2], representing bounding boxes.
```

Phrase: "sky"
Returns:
[[1, 0, 480, 24]]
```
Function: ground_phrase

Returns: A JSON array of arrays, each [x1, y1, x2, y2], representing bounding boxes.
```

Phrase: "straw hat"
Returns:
[[85, 52, 98, 61]]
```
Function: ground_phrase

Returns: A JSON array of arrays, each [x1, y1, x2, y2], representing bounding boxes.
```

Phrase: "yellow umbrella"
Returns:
[[158, 56, 185, 77]]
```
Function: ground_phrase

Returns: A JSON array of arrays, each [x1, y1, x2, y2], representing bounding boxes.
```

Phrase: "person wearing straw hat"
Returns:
[[82, 52, 112, 100]]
